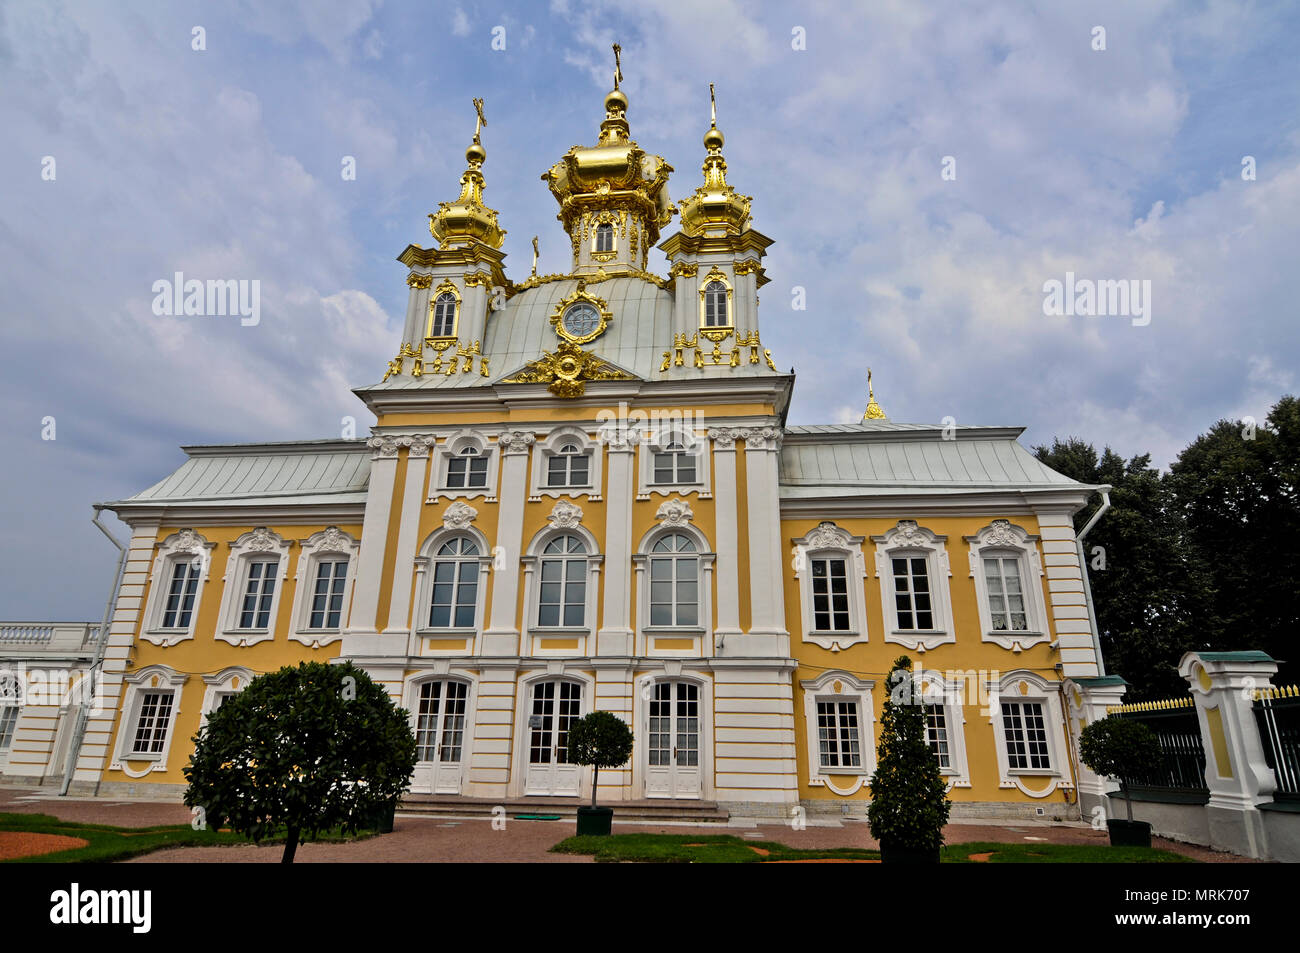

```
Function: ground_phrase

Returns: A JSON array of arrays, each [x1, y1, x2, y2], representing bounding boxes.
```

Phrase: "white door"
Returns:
[[645, 681, 702, 799], [524, 679, 583, 796], [413, 680, 469, 794]]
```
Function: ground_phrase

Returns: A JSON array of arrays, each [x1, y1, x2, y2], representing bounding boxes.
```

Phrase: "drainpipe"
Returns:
[[60, 506, 127, 795], [1074, 489, 1111, 676]]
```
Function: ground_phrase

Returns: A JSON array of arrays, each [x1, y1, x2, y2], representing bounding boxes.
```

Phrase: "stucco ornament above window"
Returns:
[[443, 500, 478, 531], [655, 498, 694, 527], [548, 499, 583, 530]]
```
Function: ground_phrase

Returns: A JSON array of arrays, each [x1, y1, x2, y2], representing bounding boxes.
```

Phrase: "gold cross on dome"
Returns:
[[710, 83, 717, 125], [472, 97, 486, 140], [612, 43, 623, 90]]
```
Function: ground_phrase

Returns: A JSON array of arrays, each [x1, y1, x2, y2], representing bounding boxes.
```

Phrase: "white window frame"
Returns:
[[872, 520, 956, 653], [985, 670, 1072, 799], [405, 674, 478, 776], [633, 517, 715, 654], [698, 268, 734, 329], [965, 519, 1050, 651], [636, 428, 711, 500], [426, 284, 460, 340], [142, 529, 216, 646], [0, 672, 20, 758], [289, 527, 359, 647], [111, 665, 188, 775], [529, 426, 603, 502], [915, 669, 972, 789], [521, 510, 602, 646], [215, 528, 291, 646], [199, 666, 254, 728], [429, 430, 501, 502], [800, 670, 876, 795], [792, 522, 869, 651], [414, 524, 493, 644]]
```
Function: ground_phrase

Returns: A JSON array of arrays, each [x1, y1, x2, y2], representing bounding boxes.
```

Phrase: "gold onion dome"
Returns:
[[429, 98, 505, 250], [679, 84, 752, 237], [540, 45, 676, 245]]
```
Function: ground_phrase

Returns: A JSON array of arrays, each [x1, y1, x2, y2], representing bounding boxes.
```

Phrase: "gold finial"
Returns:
[[709, 82, 717, 126], [472, 97, 486, 143], [531, 236, 539, 277], [612, 43, 623, 90], [863, 367, 887, 421]]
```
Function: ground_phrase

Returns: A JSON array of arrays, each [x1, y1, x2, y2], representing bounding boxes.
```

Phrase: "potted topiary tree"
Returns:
[[567, 710, 634, 836], [1078, 715, 1164, 848], [868, 656, 951, 863]]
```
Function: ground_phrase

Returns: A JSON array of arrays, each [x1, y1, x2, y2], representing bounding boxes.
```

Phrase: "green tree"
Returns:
[[867, 656, 950, 856], [567, 710, 634, 809], [183, 661, 417, 863], [1168, 395, 1300, 681], [1034, 438, 1205, 698], [1078, 717, 1163, 823]]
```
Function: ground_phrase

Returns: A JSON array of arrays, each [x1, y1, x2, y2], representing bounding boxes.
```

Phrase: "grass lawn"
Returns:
[[0, 813, 375, 863], [551, 833, 1195, 864]]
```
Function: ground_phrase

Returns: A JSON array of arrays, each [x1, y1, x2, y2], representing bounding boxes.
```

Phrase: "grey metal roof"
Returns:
[[366, 274, 781, 391], [779, 426, 1089, 498], [115, 444, 370, 505]]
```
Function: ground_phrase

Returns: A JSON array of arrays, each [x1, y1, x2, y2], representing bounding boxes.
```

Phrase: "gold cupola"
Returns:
[[429, 98, 506, 250], [678, 85, 753, 238], [541, 44, 676, 272]]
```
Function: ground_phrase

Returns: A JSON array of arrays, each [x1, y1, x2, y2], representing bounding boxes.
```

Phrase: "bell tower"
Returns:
[[540, 45, 676, 276]]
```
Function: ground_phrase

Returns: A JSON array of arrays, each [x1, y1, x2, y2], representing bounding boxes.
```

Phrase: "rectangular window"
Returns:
[[538, 559, 585, 627], [925, 703, 951, 769], [309, 558, 348, 629], [816, 700, 861, 769], [429, 559, 478, 628], [652, 450, 696, 484], [984, 556, 1028, 631], [547, 453, 590, 488], [810, 558, 850, 631], [238, 558, 279, 629], [892, 556, 933, 630], [1001, 701, 1051, 770], [161, 559, 200, 629], [446, 454, 488, 489], [0, 705, 18, 751], [131, 691, 174, 756], [649, 556, 699, 627]]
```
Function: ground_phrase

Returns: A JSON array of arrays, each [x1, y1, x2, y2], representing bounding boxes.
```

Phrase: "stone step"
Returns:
[[398, 794, 730, 823]]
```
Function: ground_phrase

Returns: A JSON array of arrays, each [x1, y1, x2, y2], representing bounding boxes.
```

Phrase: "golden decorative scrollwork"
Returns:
[[406, 273, 433, 288], [662, 328, 777, 371], [462, 272, 492, 287], [501, 341, 634, 398]]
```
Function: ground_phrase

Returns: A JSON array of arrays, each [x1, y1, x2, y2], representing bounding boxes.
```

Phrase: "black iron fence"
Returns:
[[1109, 697, 1209, 798], [1253, 686, 1300, 803]]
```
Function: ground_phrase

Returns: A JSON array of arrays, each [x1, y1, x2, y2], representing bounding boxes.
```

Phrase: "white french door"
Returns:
[[413, 680, 469, 794], [524, 679, 583, 796], [645, 681, 701, 799]]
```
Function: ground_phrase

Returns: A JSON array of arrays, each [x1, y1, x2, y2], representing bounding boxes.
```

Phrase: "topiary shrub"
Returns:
[[1078, 715, 1164, 824], [567, 710, 634, 810], [867, 655, 951, 862]]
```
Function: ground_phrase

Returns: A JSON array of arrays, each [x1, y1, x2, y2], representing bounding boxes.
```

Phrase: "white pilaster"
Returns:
[[483, 432, 533, 655], [738, 427, 788, 655], [709, 428, 742, 645], [384, 437, 433, 645], [341, 435, 404, 657], [597, 430, 637, 655]]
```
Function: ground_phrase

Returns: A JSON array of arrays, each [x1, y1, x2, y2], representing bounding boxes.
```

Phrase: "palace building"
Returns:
[[0, 62, 1122, 819]]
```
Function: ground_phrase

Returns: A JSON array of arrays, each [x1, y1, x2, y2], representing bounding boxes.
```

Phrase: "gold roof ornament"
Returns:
[[540, 43, 676, 247], [429, 97, 506, 250], [501, 340, 634, 398], [678, 84, 753, 238], [862, 368, 888, 421]]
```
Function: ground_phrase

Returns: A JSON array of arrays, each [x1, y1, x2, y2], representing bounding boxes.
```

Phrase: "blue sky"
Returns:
[[2, 0, 1298, 619]]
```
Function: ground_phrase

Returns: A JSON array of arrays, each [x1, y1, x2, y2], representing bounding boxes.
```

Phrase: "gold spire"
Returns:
[[428, 98, 505, 249], [530, 236, 539, 277], [863, 368, 888, 421], [678, 84, 752, 237]]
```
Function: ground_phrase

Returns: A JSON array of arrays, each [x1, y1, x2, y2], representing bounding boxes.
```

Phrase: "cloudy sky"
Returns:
[[2, 0, 1297, 620]]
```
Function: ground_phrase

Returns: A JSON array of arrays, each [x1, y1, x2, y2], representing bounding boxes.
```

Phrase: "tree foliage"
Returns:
[[867, 656, 950, 852], [183, 661, 417, 862], [1078, 716, 1164, 822], [567, 710, 634, 809]]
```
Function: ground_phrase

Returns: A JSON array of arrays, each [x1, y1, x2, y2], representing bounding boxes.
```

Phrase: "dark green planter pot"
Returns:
[[366, 798, 397, 834], [1107, 818, 1152, 848], [879, 842, 941, 864], [576, 806, 613, 836]]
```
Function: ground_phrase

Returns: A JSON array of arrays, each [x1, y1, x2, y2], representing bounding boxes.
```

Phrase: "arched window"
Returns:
[[446, 446, 488, 489], [595, 222, 614, 253], [547, 443, 591, 488], [538, 535, 588, 627], [649, 533, 699, 626], [429, 292, 457, 338], [429, 537, 481, 628], [703, 280, 728, 327]]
